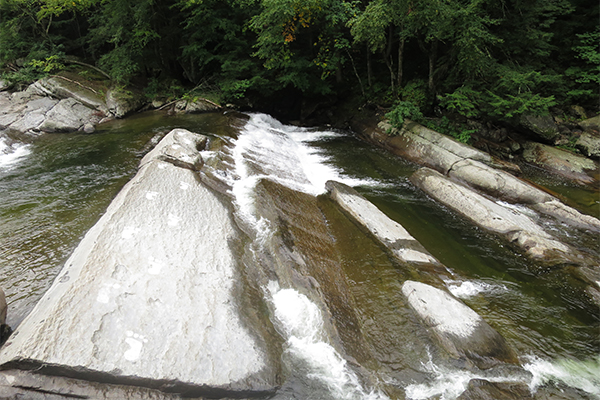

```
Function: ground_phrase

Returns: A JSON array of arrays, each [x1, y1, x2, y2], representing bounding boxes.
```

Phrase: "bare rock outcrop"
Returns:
[[0, 129, 279, 397]]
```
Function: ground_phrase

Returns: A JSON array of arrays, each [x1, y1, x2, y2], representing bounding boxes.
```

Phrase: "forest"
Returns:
[[0, 0, 598, 125]]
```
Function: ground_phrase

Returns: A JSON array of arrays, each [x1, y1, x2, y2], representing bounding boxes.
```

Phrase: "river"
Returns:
[[0, 111, 598, 399]]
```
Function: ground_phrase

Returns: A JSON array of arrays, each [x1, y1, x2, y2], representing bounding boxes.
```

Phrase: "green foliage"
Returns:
[[427, 116, 475, 144], [400, 80, 430, 111], [565, 29, 600, 103], [385, 101, 423, 133]]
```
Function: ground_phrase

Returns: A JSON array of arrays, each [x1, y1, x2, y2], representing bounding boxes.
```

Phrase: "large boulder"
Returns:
[[106, 88, 145, 118], [576, 132, 600, 158], [0, 129, 279, 397], [520, 114, 560, 142], [401, 281, 518, 369], [39, 98, 101, 133], [410, 168, 576, 264], [174, 98, 221, 114], [447, 158, 600, 232], [522, 142, 598, 185], [29, 75, 108, 115], [578, 115, 600, 132]]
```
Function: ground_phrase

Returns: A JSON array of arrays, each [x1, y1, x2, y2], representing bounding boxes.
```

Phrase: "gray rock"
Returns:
[[39, 98, 98, 133], [0, 129, 278, 396], [520, 114, 560, 142], [28, 76, 108, 115], [7, 109, 47, 132], [576, 132, 600, 158], [578, 115, 600, 132], [140, 128, 207, 171], [106, 88, 144, 118], [457, 379, 532, 400], [448, 158, 553, 204], [447, 158, 600, 232], [401, 281, 518, 369], [326, 180, 441, 266], [533, 200, 600, 232], [410, 168, 576, 263], [0, 79, 11, 92], [83, 123, 95, 134], [184, 98, 220, 113], [522, 142, 598, 185], [378, 120, 492, 173], [0, 369, 190, 400]]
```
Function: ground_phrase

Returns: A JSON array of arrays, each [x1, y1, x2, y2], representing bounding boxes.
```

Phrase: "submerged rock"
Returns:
[[457, 379, 533, 400], [0, 129, 279, 397], [401, 281, 518, 369]]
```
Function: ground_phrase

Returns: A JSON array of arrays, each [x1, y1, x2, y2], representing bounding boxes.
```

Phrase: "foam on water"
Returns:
[[405, 354, 524, 400], [267, 281, 388, 400], [445, 279, 509, 299], [0, 135, 31, 169], [523, 355, 600, 396], [227, 113, 379, 240], [405, 354, 600, 399]]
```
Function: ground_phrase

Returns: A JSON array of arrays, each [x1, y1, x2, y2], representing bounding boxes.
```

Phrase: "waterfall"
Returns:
[[221, 113, 389, 399], [0, 133, 30, 169]]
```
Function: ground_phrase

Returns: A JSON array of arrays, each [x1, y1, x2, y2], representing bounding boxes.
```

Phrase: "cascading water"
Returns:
[[1, 112, 598, 399], [208, 113, 390, 399]]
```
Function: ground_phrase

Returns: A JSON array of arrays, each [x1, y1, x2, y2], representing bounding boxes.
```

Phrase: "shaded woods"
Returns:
[[0, 0, 598, 121]]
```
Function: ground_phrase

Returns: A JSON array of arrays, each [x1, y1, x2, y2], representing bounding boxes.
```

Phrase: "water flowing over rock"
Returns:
[[401, 281, 519, 369], [0, 129, 279, 398]]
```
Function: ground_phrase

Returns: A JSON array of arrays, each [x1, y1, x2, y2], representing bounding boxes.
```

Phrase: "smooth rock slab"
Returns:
[[448, 158, 600, 232], [0, 129, 277, 396], [401, 281, 518, 369], [410, 168, 575, 263]]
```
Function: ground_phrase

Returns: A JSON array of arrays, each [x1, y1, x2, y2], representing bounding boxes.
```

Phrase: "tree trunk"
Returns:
[[397, 35, 405, 89], [385, 26, 395, 92], [366, 45, 372, 88], [428, 40, 438, 93]]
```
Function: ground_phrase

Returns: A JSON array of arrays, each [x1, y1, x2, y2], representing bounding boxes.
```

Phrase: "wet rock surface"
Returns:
[[401, 281, 519, 369], [457, 379, 533, 400], [522, 142, 598, 185], [0, 129, 279, 397]]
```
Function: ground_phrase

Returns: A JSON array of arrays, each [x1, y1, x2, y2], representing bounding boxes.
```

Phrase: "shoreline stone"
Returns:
[[410, 167, 578, 264]]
